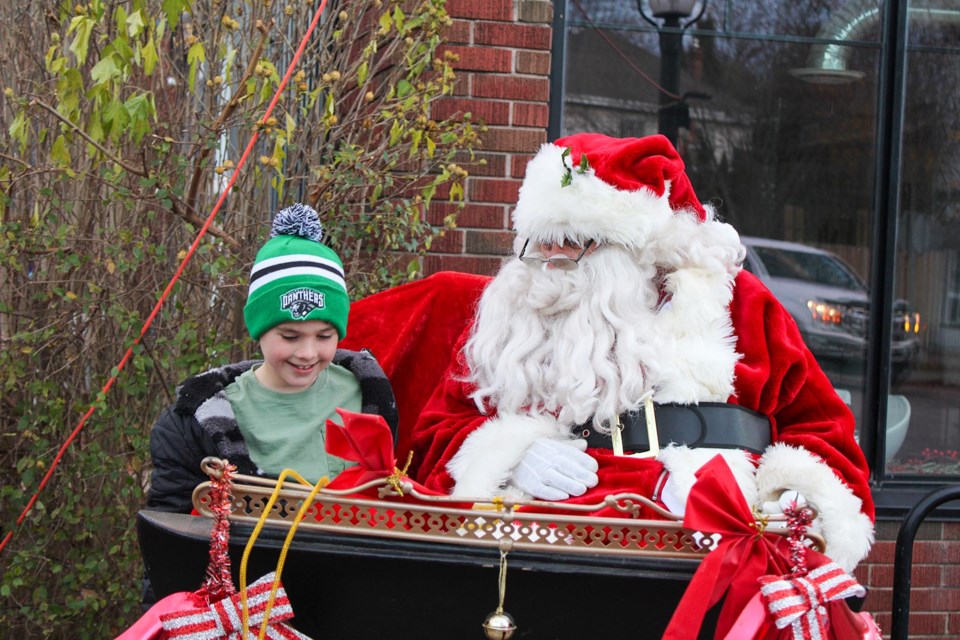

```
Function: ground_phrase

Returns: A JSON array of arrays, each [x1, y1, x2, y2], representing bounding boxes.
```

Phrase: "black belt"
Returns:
[[578, 402, 771, 456]]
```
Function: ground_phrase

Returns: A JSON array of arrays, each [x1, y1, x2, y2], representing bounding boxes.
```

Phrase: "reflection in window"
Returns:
[[887, 17, 960, 478], [562, 0, 960, 479], [947, 255, 960, 327], [752, 246, 864, 289]]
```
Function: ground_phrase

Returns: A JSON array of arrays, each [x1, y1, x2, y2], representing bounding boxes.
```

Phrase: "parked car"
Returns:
[[740, 236, 919, 378]]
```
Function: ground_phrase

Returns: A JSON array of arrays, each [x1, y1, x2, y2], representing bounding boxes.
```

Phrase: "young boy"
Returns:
[[146, 203, 398, 514]]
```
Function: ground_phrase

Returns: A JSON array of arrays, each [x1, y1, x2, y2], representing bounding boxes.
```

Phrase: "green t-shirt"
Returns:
[[224, 363, 361, 484]]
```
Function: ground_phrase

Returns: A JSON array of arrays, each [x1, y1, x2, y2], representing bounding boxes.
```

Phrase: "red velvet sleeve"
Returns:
[[340, 271, 491, 461], [729, 271, 875, 519], [407, 327, 493, 492]]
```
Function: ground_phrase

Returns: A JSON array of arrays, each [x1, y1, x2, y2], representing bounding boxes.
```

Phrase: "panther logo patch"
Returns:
[[280, 288, 325, 319]]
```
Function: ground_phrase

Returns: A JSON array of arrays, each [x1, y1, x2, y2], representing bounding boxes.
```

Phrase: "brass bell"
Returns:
[[482, 609, 516, 640]]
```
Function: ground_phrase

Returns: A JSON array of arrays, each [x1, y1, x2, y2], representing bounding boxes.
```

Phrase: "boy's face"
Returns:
[[255, 320, 339, 392]]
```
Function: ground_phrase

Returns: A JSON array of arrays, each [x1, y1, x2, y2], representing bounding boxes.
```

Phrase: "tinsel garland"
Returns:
[[199, 460, 237, 603], [783, 502, 816, 575]]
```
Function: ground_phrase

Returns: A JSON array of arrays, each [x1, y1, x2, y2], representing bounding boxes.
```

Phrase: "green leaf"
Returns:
[[187, 42, 205, 93], [379, 11, 393, 34], [393, 6, 405, 32], [285, 113, 296, 139], [115, 5, 129, 36], [162, 0, 188, 29], [86, 113, 104, 146], [125, 9, 146, 38], [8, 111, 28, 153], [45, 45, 65, 75], [142, 36, 158, 76], [68, 16, 95, 66], [356, 61, 369, 85], [124, 93, 155, 143], [90, 55, 121, 86], [409, 129, 421, 155], [124, 93, 153, 120], [396, 79, 413, 98], [389, 119, 403, 145], [187, 42, 206, 66], [51, 135, 72, 167]]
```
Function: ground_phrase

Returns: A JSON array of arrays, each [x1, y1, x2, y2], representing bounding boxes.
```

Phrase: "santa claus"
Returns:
[[408, 133, 874, 573]]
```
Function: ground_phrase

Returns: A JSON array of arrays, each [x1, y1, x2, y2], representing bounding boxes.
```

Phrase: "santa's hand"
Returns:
[[510, 439, 599, 501], [760, 489, 808, 515]]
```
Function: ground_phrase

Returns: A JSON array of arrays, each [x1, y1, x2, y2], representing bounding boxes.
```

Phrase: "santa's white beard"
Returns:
[[464, 245, 665, 429]]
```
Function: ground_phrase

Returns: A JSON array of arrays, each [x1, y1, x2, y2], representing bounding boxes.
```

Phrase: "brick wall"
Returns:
[[856, 520, 960, 639], [428, 4, 960, 638], [425, 0, 553, 276]]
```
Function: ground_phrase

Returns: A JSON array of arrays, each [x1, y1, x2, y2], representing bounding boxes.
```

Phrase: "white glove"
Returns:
[[761, 489, 808, 515], [510, 438, 599, 501]]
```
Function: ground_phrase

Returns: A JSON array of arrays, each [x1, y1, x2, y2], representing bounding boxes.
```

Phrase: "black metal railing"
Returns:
[[890, 484, 960, 640]]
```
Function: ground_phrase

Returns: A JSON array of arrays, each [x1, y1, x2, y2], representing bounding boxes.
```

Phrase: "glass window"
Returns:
[[886, 5, 960, 478], [562, 0, 960, 481]]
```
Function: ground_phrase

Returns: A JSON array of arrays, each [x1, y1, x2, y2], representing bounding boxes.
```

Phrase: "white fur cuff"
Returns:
[[447, 414, 567, 498], [657, 445, 758, 515], [756, 443, 874, 572]]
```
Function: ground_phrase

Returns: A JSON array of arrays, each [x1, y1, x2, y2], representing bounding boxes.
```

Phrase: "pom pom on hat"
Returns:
[[270, 202, 325, 242], [243, 203, 349, 340], [512, 133, 707, 248]]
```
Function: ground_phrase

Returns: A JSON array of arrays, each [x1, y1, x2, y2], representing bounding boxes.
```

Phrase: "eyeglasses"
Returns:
[[518, 239, 595, 271]]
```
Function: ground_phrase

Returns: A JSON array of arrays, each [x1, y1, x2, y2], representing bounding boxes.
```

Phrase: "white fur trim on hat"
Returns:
[[447, 413, 569, 498], [755, 443, 874, 572], [512, 143, 676, 248]]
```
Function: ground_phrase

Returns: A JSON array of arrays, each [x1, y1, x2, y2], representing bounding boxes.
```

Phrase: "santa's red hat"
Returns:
[[512, 133, 708, 247]]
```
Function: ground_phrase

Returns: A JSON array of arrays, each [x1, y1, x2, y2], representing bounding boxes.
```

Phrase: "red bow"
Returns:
[[663, 455, 791, 640], [324, 409, 462, 504], [325, 409, 397, 488], [159, 572, 310, 639], [759, 562, 866, 640]]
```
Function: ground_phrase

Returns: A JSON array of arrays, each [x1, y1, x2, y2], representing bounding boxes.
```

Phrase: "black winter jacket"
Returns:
[[146, 349, 398, 514]]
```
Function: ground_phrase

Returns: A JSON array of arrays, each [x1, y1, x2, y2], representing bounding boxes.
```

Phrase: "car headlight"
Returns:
[[806, 299, 867, 334], [807, 299, 844, 325]]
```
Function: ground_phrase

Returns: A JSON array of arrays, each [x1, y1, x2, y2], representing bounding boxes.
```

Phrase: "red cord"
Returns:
[[0, 0, 330, 556]]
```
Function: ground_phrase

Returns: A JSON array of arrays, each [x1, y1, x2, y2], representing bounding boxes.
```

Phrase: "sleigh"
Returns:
[[137, 272, 866, 639], [138, 477, 722, 639]]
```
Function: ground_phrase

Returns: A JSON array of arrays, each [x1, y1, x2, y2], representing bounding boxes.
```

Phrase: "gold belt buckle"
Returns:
[[611, 414, 625, 456], [629, 397, 660, 459]]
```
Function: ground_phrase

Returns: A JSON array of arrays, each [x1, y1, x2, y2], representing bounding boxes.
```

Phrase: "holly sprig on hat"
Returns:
[[270, 202, 325, 242], [560, 147, 590, 188]]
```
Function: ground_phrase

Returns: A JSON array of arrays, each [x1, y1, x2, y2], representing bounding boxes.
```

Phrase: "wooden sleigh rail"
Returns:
[[190, 471, 826, 560]]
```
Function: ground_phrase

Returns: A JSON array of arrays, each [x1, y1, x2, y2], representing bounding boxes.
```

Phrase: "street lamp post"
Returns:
[[638, 0, 707, 145]]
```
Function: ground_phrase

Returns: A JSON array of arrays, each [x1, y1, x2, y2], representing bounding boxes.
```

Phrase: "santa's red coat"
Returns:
[[342, 269, 874, 524]]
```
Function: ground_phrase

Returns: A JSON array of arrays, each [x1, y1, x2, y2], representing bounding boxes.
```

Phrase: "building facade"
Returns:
[[427, 1, 960, 636]]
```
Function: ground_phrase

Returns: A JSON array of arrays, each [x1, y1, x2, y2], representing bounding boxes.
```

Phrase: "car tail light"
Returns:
[[904, 311, 921, 334]]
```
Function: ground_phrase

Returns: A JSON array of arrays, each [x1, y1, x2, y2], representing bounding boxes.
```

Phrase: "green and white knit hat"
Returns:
[[243, 203, 349, 340]]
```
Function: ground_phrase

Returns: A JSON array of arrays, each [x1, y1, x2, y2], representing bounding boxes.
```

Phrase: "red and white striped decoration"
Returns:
[[758, 562, 866, 640], [160, 572, 310, 640]]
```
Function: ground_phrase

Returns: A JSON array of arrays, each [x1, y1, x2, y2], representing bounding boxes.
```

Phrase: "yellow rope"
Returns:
[[496, 547, 509, 614], [238, 469, 327, 639]]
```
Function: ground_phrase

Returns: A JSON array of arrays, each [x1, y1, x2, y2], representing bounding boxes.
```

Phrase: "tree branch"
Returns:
[[184, 19, 274, 212], [28, 98, 147, 177]]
